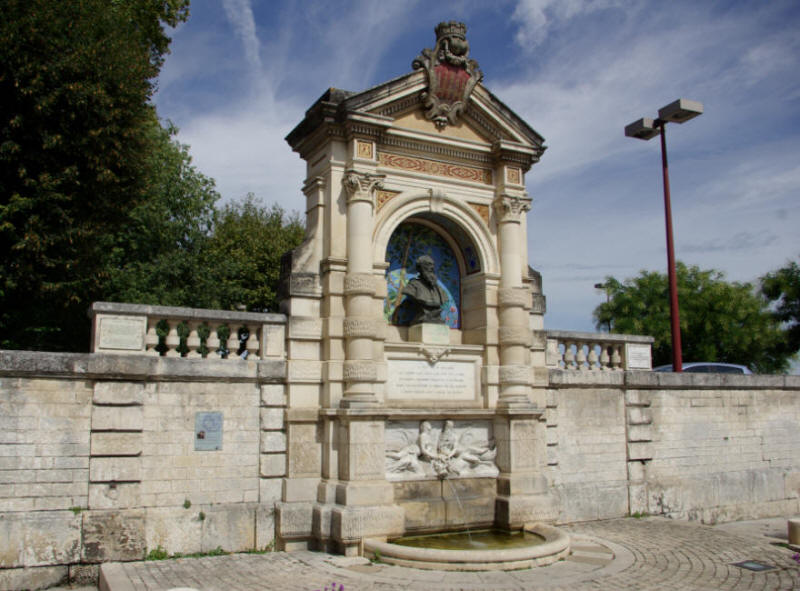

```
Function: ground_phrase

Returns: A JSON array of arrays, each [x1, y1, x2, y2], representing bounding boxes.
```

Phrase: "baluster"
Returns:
[[599, 344, 611, 370], [164, 321, 181, 357], [564, 341, 576, 370], [226, 325, 240, 360], [576, 341, 588, 370], [145, 317, 160, 356], [610, 345, 622, 370], [587, 343, 599, 370], [245, 324, 260, 359], [207, 326, 221, 358], [186, 320, 202, 358]]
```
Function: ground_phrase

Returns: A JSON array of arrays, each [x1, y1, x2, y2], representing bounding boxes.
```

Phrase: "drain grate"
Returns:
[[731, 560, 776, 572]]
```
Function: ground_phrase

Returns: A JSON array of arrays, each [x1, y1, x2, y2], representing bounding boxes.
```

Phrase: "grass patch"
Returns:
[[145, 546, 229, 561]]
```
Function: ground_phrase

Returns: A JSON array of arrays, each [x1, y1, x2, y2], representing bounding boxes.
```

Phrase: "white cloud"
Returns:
[[222, 0, 262, 72], [511, 0, 628, 48]]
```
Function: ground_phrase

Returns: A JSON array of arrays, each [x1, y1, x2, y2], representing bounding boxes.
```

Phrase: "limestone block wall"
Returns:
[[548, 371, 800, 524], [0, 351, 285, 590], [544, 380, 629, 522]]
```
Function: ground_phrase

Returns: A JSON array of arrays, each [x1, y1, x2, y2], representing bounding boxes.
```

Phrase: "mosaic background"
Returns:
[[384, 223, 460, 328]]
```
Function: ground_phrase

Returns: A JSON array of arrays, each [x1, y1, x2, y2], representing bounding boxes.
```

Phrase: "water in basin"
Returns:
[[391, 528, 545, 551]]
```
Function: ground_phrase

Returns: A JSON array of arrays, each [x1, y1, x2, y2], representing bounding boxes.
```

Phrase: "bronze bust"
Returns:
[[402, 255, 448, 325]]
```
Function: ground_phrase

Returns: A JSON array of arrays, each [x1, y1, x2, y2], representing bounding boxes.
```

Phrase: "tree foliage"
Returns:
[[0, 0, 189, 350], [202, 195, 304, 313], [593, 262, 792, 373], [761, 257, 800, 357], [105, 122, 219, 308]]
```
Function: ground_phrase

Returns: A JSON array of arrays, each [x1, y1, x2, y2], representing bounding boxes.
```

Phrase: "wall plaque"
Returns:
[[194, 412, 223, 451], [625, 343, 652, 370], [97, 315, 146, 351], [386, 359, 475, 401]]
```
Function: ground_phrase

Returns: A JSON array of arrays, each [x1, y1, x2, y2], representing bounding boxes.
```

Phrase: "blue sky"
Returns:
[[155, 0, 800, 336]]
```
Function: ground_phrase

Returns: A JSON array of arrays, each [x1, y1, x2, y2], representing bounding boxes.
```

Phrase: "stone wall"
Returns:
[[547, 371, 800, 524], [3, 348, 800, 589], [0, 351, 285, 590]]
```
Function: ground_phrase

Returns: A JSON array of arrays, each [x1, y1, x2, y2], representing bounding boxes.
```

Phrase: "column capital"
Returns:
[[493, 193, 531, 223], [342, 169, 385, 205]]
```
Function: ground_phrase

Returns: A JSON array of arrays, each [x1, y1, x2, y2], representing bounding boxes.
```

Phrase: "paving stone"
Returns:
[[93, 516, 800, 591]]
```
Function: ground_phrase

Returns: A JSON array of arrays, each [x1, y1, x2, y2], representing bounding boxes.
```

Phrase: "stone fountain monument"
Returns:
[[276, 21, 555, 557]]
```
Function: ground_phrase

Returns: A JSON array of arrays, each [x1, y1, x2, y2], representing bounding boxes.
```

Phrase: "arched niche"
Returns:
[[373, 190, 499, 339], [384, 218, 463, 328], [372, 190, 499, 277]]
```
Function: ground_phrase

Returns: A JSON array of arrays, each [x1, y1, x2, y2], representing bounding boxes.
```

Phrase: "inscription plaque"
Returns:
[[386, 359, 475, 401], [97, 316, 146, 351], [194, 412, 223, 451], [625, 343, 652, 370]]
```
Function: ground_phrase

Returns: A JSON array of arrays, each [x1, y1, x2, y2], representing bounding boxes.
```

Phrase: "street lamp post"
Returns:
[[625, 99, 703, 373]]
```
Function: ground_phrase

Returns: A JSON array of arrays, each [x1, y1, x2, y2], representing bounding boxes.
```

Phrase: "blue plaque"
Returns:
[[194, 412, 223, 451]]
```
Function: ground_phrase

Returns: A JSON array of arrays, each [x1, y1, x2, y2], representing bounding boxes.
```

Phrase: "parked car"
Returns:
[[653, 362, 753, 374]]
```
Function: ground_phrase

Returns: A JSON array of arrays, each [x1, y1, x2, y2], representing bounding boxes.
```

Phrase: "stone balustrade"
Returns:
[[545, 330, 654, 371], [89, 302, 286, 359]]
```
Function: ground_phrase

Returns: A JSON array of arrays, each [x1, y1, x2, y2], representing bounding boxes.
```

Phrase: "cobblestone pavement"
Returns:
[[100, 517, 800, 591]]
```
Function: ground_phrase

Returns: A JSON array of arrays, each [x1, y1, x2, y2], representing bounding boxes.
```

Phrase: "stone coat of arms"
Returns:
[[412, 21, 483, 129]]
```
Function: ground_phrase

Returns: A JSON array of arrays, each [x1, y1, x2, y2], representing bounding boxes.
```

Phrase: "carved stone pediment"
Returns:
[[412, 21, 483, 130]]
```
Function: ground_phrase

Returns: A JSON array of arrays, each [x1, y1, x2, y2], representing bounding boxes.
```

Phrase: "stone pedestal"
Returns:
[[408, 322, 450, 345], [493, 412, 556, 528]]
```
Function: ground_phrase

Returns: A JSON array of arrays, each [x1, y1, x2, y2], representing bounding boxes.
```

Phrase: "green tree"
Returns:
[[202, 195, 304, 313], [593, 263, 791, 373], [104, 122, 219, 308], [0, 0, 189, 350], [761, 257, 800, 357]]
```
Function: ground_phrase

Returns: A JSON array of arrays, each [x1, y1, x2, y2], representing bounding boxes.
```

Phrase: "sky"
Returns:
[[154, 0, 800, 337]]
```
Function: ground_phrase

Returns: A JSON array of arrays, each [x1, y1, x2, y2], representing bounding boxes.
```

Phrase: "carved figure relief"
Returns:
[[385, 420, 498, 480], [412, 21, 483, 129]]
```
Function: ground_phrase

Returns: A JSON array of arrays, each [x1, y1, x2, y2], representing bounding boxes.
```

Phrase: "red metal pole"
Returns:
[[659, 121, 683, 372]]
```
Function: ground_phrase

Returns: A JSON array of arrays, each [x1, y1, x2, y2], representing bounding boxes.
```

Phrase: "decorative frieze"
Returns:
[[378, 152, 492, 185]]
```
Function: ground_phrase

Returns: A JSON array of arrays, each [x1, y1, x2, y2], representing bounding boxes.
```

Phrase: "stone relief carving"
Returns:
[[385, 420, 498, 481], [412, 21, 483, 129], [421, 346, 451, 364]]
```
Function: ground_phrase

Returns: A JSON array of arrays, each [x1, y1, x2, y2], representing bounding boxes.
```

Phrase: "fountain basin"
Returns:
[[364, 523, 569, 571]]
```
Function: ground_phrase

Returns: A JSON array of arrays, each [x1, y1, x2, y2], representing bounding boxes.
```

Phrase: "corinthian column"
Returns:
[[341, 169, 384, 407], [493, 193, 533, 407]]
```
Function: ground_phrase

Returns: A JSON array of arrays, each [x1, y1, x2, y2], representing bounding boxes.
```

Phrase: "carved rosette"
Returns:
[[343, 360, 378, 382], [342, 169, 384, 206], [344, 273, 376, 296], [412, 21, 483, 129], [493, 194, 532, 224]]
